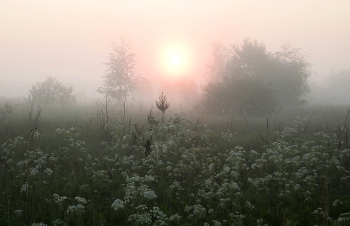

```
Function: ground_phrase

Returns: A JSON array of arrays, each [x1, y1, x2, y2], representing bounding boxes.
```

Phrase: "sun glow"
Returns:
[[171, 57, 180, 65], [158, 43, 191, 79]]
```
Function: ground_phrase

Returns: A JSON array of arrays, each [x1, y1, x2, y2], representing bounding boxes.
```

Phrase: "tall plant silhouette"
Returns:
[[156, 92, 170, 121]]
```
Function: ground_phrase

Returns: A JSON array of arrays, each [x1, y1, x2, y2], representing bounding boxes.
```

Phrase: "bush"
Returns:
[[27, 77, 76, 107]]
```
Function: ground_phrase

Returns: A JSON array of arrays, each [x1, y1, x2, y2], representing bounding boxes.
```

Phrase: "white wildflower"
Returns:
[[44, 168, 53, 176], [126, 176, 140, 183], [14, 209, 23, 216], [29, 168, 39, 177], [192, 204, 206, 218], [231, 182, 240, 190], [294, 184, 300, 191], [67, 204, 85, 215], [223, 164, 230, 173], [209, 163, 215, 171], [53, 194, 67, 205], [52, 219, 67, 226], [213, 220, 221, 226], [128, 213, 152, 224], [333, 199, 343, 207], [75, 197, 87, 205], [21, 183, 29, 193], [143, 189, 157, 200], [169, 214, 182, 221], [31, 223, 47, 226], [111, 199, 125, 211], [144, 175, 155, 182]]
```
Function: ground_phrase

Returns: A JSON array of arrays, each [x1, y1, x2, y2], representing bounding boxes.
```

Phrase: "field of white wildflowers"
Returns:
[[1, 106, 350, 225]]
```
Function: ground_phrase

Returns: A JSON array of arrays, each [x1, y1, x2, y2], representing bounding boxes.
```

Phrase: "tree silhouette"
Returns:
[[27, 77, 75, 107], [97, 38, 139, 132], [205, 38, 313, 116], [156, 92, 170, 121]]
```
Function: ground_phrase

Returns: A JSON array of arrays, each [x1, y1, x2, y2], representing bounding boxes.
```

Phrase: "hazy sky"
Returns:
[[1, 0, 349, 99]]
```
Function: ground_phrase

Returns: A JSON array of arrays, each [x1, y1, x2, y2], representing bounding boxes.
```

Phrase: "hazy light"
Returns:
[[158, 43, 190, 79], [171, 57, 180, 65]]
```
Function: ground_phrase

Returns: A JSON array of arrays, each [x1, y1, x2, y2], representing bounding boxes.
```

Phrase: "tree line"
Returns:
[[26, 37, 347, 117]]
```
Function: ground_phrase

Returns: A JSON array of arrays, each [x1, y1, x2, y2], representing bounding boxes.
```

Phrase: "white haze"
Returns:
[[0, 1, 349, 104]]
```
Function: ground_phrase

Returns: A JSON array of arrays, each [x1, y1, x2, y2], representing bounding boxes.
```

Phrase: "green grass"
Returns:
[[1, 101, 350, 225]]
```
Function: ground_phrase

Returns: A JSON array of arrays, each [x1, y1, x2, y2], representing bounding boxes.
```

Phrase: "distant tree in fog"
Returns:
[[131, 77, 153, 101], [206, 42, 230, 82], [27, 76, 76, 107], [204, 74, 277, 116], [324, 69, 350, 104], [97, 39, 139, 129], [204, 38, 312, 116], [179, 79, 199, 106]]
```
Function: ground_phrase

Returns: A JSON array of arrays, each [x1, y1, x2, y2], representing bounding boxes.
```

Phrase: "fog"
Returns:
[[1, 1, 350, 105]]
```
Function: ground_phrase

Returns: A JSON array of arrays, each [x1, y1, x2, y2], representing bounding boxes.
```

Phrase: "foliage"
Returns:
[[97, 39, 139, 101], [2, 108, 350, 225], [204, 74, 278, 116], [204, 38, 313, 116], [178, 79, 200, 106], [97, 39, 139, 132], [324, 69, 350, 104], [27, 77, 76, 107]]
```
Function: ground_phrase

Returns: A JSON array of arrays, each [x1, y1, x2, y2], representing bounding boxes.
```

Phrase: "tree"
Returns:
[[204, 74, 277, 116], [131, 77, 153, 102], [97, 39, 139, 130], [205, 42, 231, 83], [27, 76, 76, 107], [322, 69, 350, 104], [227, 38, 312, 104], [156, 92, 170, 121], [178, 79, 200, 107], [204, 38, 312, 116]]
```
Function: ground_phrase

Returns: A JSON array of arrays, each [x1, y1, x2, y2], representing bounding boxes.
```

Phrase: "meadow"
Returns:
[[1, 100, 350, 226]]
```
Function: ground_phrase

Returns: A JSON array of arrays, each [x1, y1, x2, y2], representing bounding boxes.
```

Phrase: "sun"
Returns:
[[159, 43, 190, 79], [171, 57, 180, 65]]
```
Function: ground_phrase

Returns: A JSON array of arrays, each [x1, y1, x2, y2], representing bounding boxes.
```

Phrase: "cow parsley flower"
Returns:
[[21, 183, 29, 193], [67, 204, 85, 215], [14, 209, 23, 217], [191, 204, 206, 218], [52, 219, 67, 226], [294, 184, 300, 191], [143, 189, 157, 200], [333, 199, 343, 207], [29, 168, 39, 177], [169, 214, 182, 221], [111, 199, 125, 211], [208, 163, 215, 171], [75, 197, 87, 205], [213, 220, 221, 226], [223, 165, 230, 173], [53, 194, 67, 205], [44, 168, 53, 176], [31, 223, 47, 226], [128, 213, 152, 224]]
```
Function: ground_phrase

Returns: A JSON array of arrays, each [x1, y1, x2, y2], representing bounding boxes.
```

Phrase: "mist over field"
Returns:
[[1, 1, 350, 106], [2, 1, 350, 225]]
